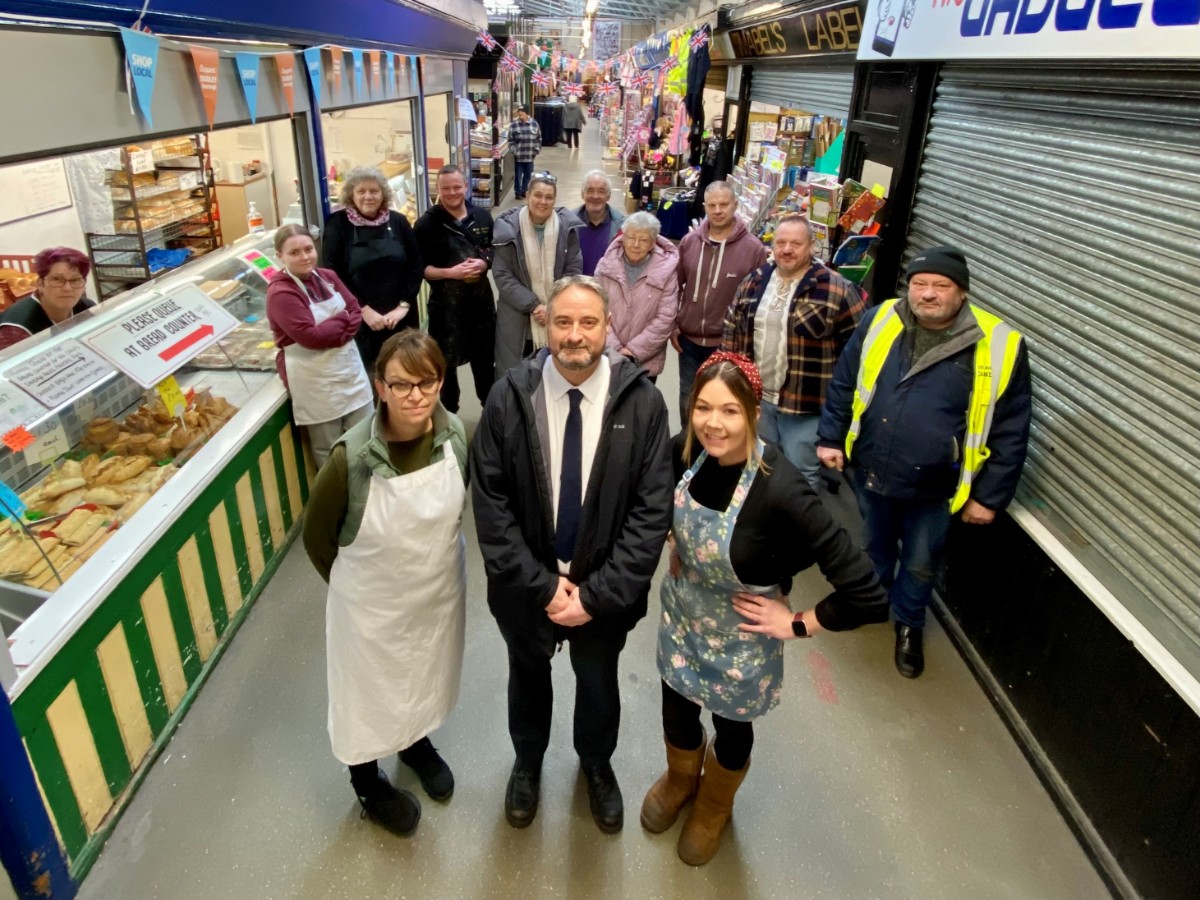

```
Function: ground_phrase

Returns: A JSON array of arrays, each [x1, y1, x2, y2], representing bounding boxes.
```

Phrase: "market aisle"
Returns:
[[76, 127, 1107, 900]]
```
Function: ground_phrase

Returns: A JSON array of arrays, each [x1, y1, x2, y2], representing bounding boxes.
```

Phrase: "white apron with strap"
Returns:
[[281, 271, 373, 426], [326, 444, 467, 765]]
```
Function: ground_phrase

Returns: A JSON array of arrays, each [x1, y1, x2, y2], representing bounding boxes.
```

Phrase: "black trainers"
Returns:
[[356, 769, 421, 837], [399, 737, 455, 801], [895, 623, 925, 679]]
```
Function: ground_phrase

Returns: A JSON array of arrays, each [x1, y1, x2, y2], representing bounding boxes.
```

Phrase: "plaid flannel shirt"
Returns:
[[508, 119, 542, 162], [721, 262, 867, 415]]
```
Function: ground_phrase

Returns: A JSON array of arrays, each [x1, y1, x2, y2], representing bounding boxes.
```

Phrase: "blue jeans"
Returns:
[[677, 335, 717, 424], [758, 402, 822, 490], [853, 486, 951, 629], [514, 160, 534, 196]]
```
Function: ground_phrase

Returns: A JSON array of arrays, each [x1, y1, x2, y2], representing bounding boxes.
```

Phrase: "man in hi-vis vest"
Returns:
[[817, 246, 1031, 678]]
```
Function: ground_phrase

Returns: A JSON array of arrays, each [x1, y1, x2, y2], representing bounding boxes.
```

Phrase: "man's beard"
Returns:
[[555, 343, 598, 371]]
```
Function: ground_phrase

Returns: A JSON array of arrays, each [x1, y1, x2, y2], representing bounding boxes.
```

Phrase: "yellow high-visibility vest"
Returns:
[[845, 299, 1024, 513]]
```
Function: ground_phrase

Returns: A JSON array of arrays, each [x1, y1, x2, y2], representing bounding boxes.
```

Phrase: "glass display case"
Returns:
[[0, 230, 298, 640]]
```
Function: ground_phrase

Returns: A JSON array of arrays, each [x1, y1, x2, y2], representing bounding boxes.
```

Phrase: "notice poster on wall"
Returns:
[[0, 159, 72, 226], [593, 22, 622, 62]]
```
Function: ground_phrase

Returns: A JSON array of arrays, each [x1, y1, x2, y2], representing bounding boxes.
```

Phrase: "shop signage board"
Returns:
[[3, 340, 115, 411], [82, 285, 239, 388], [714, 0, 863, 60], [858, 0, 1200, 60]]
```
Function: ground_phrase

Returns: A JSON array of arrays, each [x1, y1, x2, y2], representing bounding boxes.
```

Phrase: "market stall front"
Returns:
[[851, 7, 1200, 897], [0, 1, 486, 890]]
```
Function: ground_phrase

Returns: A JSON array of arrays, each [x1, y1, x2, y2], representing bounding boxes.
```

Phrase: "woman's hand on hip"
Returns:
[[734, 592, 810, 640]]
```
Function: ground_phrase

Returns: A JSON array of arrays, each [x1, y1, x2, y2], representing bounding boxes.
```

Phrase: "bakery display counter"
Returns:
[[0, 228, 316, 874]]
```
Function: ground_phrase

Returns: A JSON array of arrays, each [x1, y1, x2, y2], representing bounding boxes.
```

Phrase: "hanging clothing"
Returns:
[[323, 414, 468, 766]]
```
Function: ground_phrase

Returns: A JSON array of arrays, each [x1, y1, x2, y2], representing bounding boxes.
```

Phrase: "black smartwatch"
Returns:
[[791, 612, 810, 638]]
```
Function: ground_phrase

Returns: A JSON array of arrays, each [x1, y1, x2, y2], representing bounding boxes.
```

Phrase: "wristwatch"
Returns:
[[791, 612, 810, 638]]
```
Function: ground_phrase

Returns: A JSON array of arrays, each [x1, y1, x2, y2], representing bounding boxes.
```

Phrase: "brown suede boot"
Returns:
[[640, 726, 707, 833], [677, 744, 750, 866]]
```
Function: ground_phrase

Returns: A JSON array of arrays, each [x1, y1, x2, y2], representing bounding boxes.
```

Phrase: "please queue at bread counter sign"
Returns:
[[83, 284, 240, 387]]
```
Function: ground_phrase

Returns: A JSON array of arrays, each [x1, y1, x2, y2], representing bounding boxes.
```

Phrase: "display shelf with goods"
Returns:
[[84, 136, 221, 302], [321, 101, 421, 224], [0, 226, 314, 876]]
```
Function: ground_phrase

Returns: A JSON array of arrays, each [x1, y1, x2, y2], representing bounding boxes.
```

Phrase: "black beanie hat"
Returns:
[[906, 245, 970, 291]]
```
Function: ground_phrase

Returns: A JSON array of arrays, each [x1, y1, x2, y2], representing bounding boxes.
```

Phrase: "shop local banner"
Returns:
[[858, 0, 1200, 60]]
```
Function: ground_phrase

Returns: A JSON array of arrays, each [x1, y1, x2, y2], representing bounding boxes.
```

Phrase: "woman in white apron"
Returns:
[[642, 352, 888, 865], [266, 225, 374, 467], [302, 329, 468, 837]]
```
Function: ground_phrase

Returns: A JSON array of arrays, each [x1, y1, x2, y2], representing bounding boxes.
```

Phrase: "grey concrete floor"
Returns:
[[74, 134, 1109, 900]]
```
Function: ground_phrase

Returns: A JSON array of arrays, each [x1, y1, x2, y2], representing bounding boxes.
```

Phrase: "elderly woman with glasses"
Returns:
[[492, 172, 583, 376], [0, 247, 97, 351], [593, 211, 679, 383], [321, 165, 424, 374], [303, 329, 469, 839]]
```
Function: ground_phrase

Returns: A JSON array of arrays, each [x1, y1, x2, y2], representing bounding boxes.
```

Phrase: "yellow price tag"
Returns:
[[870, 183, 887, 198], [156, 376, 188, 418]]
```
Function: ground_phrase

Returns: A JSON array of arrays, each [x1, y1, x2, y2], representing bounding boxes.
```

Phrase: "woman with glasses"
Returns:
[[492, 171, 583, 377], [0, 247, 97, 351], [303, 329, 468, 838], [266, 224, 374, 467], [593, 211, 679, 384]]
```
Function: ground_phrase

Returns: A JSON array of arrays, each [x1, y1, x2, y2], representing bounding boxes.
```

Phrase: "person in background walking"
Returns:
[[575, 170, 625, 277], [644, 352, 886, 865], [492, 173, 583, 376], [674, 182, 769, 423], [562, 96, 587, 150], [471, 275, 672, 834], [507, 106, 542, 199], [267, 225, 373, 468], [594, 211, 678, 383], [321, 166, 423, 375], [304, 330, 468, 838], [415, 165, 496, 413]]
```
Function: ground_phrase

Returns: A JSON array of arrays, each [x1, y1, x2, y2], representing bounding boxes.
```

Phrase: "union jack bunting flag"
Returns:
[[661, 55, 679, 70], [500, 53, 522, 73], [492, 144, 502, 159], [595, 81, 619, 98], [477, 30, 498, 51], [531, 69, 553, 88], [562, 83, 585, 98], [629, 71, 651, 89], [689, 28, 709, 51]]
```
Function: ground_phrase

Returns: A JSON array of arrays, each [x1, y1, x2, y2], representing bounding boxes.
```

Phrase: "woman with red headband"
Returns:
[[642, 351, 887, 866]]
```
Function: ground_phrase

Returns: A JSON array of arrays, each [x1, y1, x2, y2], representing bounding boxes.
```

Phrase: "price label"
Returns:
[[178, 171, 200, 191], [156, 375, 188, 418], [22, 420, 67, 468], [240, 249, 280, 283], [2, 426, 35, 452], [4, 339, 115, 410], [129, 149, 156, 174]]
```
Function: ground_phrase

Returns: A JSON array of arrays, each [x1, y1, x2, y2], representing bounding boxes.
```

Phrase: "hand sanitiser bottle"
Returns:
[[246, 201, 265, 234]]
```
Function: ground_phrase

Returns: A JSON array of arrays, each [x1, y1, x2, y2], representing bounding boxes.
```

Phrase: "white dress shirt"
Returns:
[[543, 354, 611, 572]]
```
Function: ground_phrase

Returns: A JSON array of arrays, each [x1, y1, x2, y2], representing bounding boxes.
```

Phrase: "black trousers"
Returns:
[[563, 128, 580, 148], [441, 348, 494, 412], [506, 622, 628, 770], [661, 680, 754, 771]]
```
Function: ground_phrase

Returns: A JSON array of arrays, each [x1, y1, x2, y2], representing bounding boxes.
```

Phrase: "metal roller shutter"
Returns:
[[904, 63, 1200, 655], [749, 65, 854, 118]]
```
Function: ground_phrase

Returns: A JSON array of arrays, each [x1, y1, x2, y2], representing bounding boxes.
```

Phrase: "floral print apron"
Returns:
[[657, 441, 786, 721]]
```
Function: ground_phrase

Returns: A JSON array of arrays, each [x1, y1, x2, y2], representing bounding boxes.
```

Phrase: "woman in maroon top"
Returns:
[[266, 225, 374, 466]]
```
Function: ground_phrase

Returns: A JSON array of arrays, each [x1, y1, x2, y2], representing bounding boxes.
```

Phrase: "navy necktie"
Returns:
[[555, 388, 583, 562]]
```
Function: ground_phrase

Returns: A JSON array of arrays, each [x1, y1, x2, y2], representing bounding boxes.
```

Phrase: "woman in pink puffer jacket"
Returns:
[[594, 211, 680, 381]]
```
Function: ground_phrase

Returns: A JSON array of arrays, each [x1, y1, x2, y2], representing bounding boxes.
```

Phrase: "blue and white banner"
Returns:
[[303, 47, 323, 105], [120, 28, 161, 126], [351, 49, 365, 98], [235, 52, 261, 124], [858, 0, 1200, 60]]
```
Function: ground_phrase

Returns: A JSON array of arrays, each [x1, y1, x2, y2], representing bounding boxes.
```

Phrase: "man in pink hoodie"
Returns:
[[673, 182, 769, 421]]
